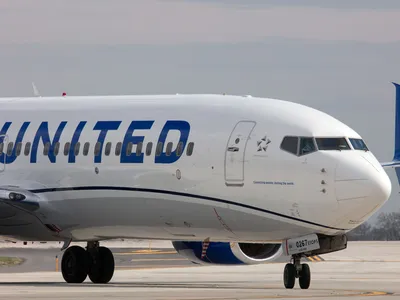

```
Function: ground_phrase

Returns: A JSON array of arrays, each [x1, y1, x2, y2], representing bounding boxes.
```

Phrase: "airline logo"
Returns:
[[0, 120, 191, 165]]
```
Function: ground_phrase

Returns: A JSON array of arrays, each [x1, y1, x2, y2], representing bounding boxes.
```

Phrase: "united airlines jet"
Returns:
[[0, 83, 397, 290]]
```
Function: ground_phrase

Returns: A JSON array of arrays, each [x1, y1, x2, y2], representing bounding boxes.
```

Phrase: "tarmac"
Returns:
[[0, 241, 398, 299]]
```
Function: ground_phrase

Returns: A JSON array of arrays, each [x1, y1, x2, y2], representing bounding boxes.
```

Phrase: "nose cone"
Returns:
[[334, 154, 391, 228]]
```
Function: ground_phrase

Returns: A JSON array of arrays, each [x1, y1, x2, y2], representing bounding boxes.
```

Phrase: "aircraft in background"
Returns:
[[0, 83, 397, 290]]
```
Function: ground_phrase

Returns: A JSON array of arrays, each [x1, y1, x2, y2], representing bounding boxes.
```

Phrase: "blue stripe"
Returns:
[[29, 186, 346, 231]]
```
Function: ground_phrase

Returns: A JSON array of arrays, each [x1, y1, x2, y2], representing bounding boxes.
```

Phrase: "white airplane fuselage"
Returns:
[[0, 94, 391, 244]]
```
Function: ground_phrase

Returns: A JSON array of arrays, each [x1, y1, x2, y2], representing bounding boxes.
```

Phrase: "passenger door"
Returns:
[[224, 121, 256, 186]]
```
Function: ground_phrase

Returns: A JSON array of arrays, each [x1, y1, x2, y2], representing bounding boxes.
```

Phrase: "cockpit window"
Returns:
[[299, 137, 316, 156], [315, 138, 350, 151], [349, 138, 369, 151], [280, 136, 298, 155]]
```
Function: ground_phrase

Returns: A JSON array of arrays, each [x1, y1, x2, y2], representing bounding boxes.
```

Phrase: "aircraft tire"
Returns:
[[298, 263, 311, 289], [88, 246, 115, 284], [61, 246, 89, 283], [283, 263, 296, 289]]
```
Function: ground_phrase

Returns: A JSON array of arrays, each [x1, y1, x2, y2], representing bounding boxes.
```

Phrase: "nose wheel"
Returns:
[[283, 255, 311, 289]]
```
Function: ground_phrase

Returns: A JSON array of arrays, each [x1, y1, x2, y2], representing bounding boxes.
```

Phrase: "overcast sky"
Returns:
[[0, 0, 399, 222]]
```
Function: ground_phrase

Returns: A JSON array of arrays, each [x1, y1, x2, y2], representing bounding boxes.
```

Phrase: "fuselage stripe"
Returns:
[[29, 186, 346, 231]]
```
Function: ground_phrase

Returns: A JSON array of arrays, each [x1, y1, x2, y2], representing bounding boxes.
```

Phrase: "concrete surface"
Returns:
[[0, 241, 397, 299]]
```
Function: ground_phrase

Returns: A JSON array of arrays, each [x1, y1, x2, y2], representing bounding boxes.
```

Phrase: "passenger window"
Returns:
[[280, 136, 298, 155], [64, 142, 70, 156], [16, 142, 22, 156], [43, 142, 50, 155], [74, 142, 80, 156], [316, 138, 350, 150], [105, 142, 111, 156], [155, 142, 163, 156], [176, 142, 183, 156], [83, 142, 90, 156], [299, 138, 316, 156], [146, 142, 153, 156], [115, 142, 121, 156], [126, 142, 133, 156], [54, 142, 60, 156], [186, 142, 194, 156], [94, 142, 101, 156], [136, 142, 143, 156], [24, 142, 31, 156], [7, 142, 13, 156], [166, 142, 173, 156]]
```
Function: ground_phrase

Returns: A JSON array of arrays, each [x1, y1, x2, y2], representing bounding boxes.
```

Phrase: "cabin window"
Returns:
[[315, 138, 350, 151], [15, 142, 22, 156], [115, 142, 122, 156], [299, 137, 316, 156], [94, 142, 101, 156], [43, 142, 50, 156], [166, 142, 173, 156], [146, 142, 153, 156], [6, 142, 13, 156], [186, 142, 194, 156], [281, 137, 298, 155], [349, 138, 369, 151], [105, 142, 112, 156], [74, 142, 80, 156], [176, 142, 183, 156], [126, 142, 133, 156], [24, 142, 31, 156], [155, 142, 163, 156], [83, 142, 90, 156], [136, 142, 143, 156], [54, 142, 60, 156], [64, 142, 70, 155]]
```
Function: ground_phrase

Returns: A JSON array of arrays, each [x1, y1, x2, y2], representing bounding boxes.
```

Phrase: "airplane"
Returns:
[[0, 83, 397, 290]]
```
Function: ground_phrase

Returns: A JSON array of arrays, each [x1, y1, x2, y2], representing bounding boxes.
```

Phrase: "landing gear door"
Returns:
[[0, 135, 7, 172], [224, 121, 256, 186]]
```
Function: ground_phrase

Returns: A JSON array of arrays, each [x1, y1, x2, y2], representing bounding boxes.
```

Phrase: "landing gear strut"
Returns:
[[61, 241, 115, 284], [283, 255, 311, 289]]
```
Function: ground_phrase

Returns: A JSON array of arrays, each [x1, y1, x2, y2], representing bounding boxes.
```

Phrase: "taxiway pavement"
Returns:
[[0, 241, 397, 299]]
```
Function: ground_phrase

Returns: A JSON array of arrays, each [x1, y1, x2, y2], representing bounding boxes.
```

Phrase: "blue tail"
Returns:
[[382, 83, 400, 178], [393, 82, 400, 162]]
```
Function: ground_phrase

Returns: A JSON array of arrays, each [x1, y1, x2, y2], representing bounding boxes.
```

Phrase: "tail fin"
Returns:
[[382, 82, 400, 169]]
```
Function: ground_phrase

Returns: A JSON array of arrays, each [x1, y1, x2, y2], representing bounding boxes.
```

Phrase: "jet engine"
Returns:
[[172, 241, 284, 265]]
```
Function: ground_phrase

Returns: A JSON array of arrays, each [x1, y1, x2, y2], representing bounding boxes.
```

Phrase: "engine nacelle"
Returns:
[[172, 241, 284, 265]]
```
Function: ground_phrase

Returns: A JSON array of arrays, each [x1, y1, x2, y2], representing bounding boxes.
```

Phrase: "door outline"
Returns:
[[224, 121, 256, 186], [0, 135, 7, 172]]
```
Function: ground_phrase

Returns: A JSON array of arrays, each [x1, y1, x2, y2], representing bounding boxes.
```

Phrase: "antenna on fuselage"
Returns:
[[32, 82, 41, 97]]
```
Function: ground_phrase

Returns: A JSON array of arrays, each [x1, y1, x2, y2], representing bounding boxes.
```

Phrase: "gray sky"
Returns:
[[0, 0, 399, 222]]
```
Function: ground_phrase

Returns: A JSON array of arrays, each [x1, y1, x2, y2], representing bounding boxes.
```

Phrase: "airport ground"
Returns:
[[0, 240, 398, 299]]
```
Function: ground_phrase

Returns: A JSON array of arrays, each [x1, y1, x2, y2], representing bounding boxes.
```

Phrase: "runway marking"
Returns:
[[307, 255, 324, 262], [130, 258, 187, 262], [116, 250, 177, 255], [115, 265, 195, 270]]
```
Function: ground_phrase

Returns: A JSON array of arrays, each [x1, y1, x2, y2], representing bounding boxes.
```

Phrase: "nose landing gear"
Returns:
[[283, 255, 311, 289]]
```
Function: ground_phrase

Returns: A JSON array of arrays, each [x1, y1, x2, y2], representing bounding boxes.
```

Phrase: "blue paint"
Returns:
[[93, 121, 121, 163], [31, 121, 67, 163], [171, 241, 244, 265], [6, 122, 30, 164], [31, 122, 66, 163], [0, 119, 193, 165], [68, 121, 87, 163], [120, 120, 154, 164], [0, 122, 12, 164], [155, 120, 190, 164]]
